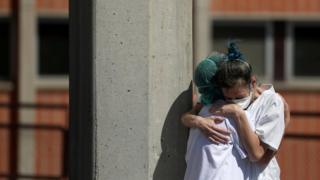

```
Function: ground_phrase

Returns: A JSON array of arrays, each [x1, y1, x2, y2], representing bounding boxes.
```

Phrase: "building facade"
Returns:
[[0, 0, 69, 179], [1, 0, 319, 179]]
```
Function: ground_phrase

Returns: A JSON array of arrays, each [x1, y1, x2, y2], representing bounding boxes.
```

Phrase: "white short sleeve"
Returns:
[[255, 93, 285, 151]]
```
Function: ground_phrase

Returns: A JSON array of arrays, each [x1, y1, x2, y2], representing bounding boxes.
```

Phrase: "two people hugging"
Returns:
[[182, 42, 290, 180]]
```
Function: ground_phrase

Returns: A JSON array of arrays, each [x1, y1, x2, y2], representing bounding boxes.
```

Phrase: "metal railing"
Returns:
[[0, 103, 69, 180], [284, 111, 320, 140]]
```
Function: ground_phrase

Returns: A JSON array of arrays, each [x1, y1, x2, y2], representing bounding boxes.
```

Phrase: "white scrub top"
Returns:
[[184, 105, 254, 180], [244, 85, 285, 180]]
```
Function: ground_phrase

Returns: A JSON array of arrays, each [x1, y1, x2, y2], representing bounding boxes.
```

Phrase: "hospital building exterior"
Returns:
[[0, 0, 320, 179]]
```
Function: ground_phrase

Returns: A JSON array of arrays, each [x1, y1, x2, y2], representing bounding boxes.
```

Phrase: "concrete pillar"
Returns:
[[18, 0, 37, 175], [70, 0, 193, 180], [192, 0, 211, 101], [193, 0, 212, 65]]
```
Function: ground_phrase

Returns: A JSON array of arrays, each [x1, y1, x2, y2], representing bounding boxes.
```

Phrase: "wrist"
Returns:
[[234, 107, 246, 121], [195, 116, 206, 129]]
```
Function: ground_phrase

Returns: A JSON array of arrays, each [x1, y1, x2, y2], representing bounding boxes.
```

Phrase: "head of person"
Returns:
[[215, 42, 257, 109], [194, 52, 226, 105]]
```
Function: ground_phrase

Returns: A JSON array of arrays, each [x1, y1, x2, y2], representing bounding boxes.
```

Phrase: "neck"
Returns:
[[253, 87, 260, 101]]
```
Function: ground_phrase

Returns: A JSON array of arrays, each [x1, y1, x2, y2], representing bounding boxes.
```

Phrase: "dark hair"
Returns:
[[214, 59, 252, 88]]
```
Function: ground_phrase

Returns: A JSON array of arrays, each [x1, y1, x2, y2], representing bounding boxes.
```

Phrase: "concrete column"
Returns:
[[17, 0, 37, 175], [70, 0, 193, 180], [193, 0, 212, 66], [192, 0, 211, 101]]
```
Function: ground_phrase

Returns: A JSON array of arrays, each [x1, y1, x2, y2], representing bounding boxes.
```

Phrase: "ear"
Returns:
[[251, 75, 257, 88]]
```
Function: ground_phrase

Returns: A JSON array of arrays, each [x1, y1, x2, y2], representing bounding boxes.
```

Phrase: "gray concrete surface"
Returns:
[[70, 0, 193, 179], [94, 0, 193, 179], [193, 0, 212, 66]]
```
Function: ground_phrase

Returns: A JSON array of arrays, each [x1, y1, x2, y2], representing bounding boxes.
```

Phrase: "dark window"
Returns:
[[0, 19, 10, 80], [212, 22, 266, 77], [294, 25, 320, 77], [38, 19, 69, 75]]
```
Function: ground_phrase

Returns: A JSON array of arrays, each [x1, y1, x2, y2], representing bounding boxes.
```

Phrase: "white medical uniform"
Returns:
[[184, 85, 285, 180], [243, 85, 285, 180], [184, 106, 254, 180]]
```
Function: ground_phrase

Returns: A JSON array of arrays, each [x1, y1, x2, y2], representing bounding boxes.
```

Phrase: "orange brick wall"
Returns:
[[278, 138, 320, 180], [277, 90, 320, 180], [0, 91, 10, 176], [36, 0, 68, 12], [280, 90, 320, 135], [0, 0, 9, 11], [0, 0, 68, 12], [35, 90, 68, 177], [211, 0, 320, 14]]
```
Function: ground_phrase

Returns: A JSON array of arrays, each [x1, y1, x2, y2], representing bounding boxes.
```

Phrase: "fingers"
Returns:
[[212, 133, 229, 144], [209, 107, 224, 115], [278, 93, 291, 128], [212, 126, 231, 136], [198, 117, 230, 144], [206, 117, 231, 136], [208, 136, 219, 145], [283, 100, 291, 128], [213, 116, 224, 124], [203, 125, 230, 144], [206, 130, 229, 144], [209, 127, 230, 140]]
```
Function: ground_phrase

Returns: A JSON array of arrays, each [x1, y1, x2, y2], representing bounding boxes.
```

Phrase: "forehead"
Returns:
[[223, 85, 248, 94], [222, 82, 250, 98]]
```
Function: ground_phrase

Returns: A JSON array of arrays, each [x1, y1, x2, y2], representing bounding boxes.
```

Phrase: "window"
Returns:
[[293, 25, 320, 77], [212, 22, 270, 80], [0, 19, 10, 80], [210, 21, 320, 85], [38, 19, 69, 76]]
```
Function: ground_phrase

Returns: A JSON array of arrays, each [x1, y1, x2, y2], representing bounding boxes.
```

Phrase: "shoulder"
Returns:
[[259, 86, 283, 108]]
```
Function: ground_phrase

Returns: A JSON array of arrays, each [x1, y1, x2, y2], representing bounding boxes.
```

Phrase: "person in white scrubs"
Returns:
[[184, 101, 255, 180], [182, 57, 288, 180]]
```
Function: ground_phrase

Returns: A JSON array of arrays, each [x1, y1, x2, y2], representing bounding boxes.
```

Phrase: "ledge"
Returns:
[[274, 80, 320, 92], [0, 81, 12, 91]]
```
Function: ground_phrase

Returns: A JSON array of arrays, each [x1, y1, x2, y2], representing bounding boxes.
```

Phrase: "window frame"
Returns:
[[211, 20, 274, 82], [36, 17, 69, 89], [285, 21, 320, 84]]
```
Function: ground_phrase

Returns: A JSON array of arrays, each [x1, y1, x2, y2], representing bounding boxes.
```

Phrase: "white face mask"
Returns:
[[231, 90, 253, 109]]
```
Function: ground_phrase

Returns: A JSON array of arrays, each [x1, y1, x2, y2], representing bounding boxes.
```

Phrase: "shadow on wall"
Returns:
[[153, 81, 193, 180]]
